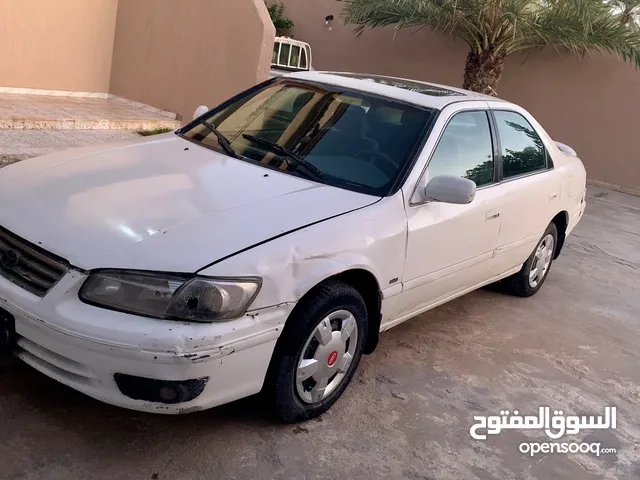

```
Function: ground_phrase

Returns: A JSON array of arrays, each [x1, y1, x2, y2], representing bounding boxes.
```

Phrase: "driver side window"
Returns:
[[427, 111, 495, 187]]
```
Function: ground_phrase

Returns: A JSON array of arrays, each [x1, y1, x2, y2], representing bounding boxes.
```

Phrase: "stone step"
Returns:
[[0, 117, 180, 131], [0, 93, 181, 132], [0, 129, 143, 167]]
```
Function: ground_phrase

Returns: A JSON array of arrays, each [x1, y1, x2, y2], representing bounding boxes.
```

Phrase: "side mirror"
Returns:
[[424, 175, 476, 204], [193, 105, 209, 121]]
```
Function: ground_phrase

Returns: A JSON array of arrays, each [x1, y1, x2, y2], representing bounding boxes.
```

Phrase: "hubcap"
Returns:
[[295, 309, 358, 404], [529, 233, 555, 288]]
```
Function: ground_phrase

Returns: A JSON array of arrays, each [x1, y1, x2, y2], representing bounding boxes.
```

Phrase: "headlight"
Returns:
[[79, 271, 261, 322]]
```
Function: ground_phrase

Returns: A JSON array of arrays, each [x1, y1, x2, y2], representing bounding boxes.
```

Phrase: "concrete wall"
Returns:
[[0, 0, 119, 93], [109, 0, 275, 122], [281, 0, 640, 192], [500, 52, 640, 194]]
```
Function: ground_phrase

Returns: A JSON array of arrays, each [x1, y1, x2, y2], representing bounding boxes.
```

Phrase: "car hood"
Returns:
[[0, 134, 378, 272]]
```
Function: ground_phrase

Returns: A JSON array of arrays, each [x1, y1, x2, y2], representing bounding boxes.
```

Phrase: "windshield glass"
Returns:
[[180, 79, 434, 196]]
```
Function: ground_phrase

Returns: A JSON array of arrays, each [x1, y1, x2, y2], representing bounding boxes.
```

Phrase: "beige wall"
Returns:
[[1, 0, 636, 189], [109, 0, 275, 122], [0, 0, 118, 93], [282, 0, 640, 191], [500, 52, 640, 193]]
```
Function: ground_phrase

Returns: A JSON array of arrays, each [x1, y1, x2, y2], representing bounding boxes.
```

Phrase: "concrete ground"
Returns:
[[1, 186, 639, 480]]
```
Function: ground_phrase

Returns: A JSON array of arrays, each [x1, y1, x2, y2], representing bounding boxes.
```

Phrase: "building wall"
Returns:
[[282, 0, 640, 192], [109, 0, 275, 122], [0, 0, 119, 93], [499, 51, 640, 193]]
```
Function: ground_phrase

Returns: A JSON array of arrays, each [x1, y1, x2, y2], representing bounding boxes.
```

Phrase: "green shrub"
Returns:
[[267, 2, 294, 36]]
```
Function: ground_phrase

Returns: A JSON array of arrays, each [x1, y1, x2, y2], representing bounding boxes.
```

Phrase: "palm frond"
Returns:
[[343, 0, 640, 67], [610, 0, 640, 26], [343, 0, 494, 53], [513, 0, 640, 66]]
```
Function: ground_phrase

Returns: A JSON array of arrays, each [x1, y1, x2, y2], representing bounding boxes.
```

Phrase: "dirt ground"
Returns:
[[1, 186, 639, 480]]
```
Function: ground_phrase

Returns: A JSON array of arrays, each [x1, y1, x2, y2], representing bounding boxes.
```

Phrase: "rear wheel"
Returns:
[[266, 279, 368, 423], [500, 222, 558, 297]]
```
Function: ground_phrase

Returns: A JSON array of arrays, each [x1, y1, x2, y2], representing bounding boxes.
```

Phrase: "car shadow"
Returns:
[[0, 289, 507, 452], [0, 361, 280, 437]]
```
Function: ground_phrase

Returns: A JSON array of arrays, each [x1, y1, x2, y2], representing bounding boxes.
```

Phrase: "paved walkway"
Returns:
[[0, 94, 179, 131], [0, 93, 180, 164], [0, 130, 141, 165]]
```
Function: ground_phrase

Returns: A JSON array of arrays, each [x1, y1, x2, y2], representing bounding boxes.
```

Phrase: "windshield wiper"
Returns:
[[242, 134, 326, 183], [198, 119, 239, 158]]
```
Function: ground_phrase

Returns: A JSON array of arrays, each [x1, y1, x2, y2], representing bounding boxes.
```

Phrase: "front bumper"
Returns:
[[0, 269, 292, 414]]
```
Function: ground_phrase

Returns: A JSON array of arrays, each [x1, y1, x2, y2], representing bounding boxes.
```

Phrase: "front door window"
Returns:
[[427, 111, 495, 187]]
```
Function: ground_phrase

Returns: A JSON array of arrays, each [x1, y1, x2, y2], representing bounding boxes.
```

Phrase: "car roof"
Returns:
[[284, 71, 511, 110]]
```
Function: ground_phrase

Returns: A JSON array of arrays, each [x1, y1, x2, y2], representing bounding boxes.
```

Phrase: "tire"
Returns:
[[500, 222, 558, 297], [266, 279, 368, 423]]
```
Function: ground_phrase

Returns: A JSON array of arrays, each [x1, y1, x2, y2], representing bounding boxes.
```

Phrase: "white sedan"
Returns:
[[0, 72, 586, 421]]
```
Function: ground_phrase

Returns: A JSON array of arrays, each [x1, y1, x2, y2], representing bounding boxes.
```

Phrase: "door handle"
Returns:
[[550, 192, 559, 199], [486, 211, 500, 220]]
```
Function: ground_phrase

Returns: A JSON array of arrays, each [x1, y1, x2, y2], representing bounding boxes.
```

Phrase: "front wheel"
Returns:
[[500, 222, 558, 297], [266, 279, 368, 423]]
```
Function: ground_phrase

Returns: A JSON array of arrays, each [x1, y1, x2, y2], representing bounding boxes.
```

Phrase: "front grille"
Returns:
[[0, 227, 68, 297]]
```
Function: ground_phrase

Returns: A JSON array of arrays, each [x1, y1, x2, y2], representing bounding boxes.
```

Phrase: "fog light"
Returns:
[[159, 386, 179, 402], [114, 374, 208, 404]]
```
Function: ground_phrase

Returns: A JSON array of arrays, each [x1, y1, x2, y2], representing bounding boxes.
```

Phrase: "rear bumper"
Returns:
[[0, 270, 292, 414]]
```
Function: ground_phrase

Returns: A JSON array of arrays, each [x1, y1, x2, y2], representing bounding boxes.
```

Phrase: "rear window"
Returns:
[[278, 43, 291, 66], [180, 80, 434, 196], [290, 45, 301, 68], [300, 48, 308, 69], [271, 40, 311, 71]]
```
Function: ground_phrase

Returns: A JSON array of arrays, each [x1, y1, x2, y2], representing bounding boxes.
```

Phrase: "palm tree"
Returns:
[[344, 0, 640, 95], [612, 0, 640, 26]]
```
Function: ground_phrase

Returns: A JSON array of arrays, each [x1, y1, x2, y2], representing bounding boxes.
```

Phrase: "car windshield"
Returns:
[[179, 79, 434, 196]]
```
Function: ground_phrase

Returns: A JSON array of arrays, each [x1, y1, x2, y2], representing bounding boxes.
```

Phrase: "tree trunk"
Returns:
[[462, 48, 507, 96]]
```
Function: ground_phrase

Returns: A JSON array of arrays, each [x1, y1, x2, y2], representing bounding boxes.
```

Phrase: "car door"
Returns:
[[487, 104, 562, 274], [389, 106, 504, 323]]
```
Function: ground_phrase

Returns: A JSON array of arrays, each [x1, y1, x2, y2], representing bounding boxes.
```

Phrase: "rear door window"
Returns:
[[494, 111, 546, 179]]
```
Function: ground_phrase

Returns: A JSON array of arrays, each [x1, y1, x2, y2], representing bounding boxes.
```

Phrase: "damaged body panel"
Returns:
[[0, 135, 378, 272], [200, 194, 407, 311], [1, 271, 295, 413]]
